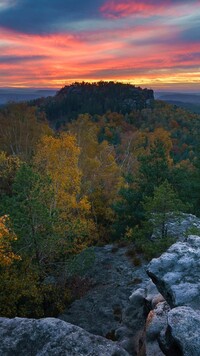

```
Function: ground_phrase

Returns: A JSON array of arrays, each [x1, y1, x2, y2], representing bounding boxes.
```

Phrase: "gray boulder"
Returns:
[[119, 281, 164, 355], [0, 317, 128, 356], [145, 301, 170, 356], [167, 306, 200, 356], [147, 235, 200, 309]]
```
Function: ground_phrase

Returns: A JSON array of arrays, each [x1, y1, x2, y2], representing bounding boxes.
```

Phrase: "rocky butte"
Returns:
[[32, 81, 154, 124]]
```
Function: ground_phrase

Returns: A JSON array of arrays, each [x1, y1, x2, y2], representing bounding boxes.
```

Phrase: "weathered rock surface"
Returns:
[[167, 307, 200, 356], [145, 301, 170, 356], [59, 245, 151, 355], [0, 317, 129, 356], [147, 235, 200, 310], [2, 227, 200, 356], [60, 245, 148, 333], [146, 234, 200, 356], [166, 213, 200, 240], [121, 282, 164, 355]]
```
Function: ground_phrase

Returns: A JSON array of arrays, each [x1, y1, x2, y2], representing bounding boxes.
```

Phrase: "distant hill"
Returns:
[[155, 92, 200, 114], [32, 81, 154, 124], [0, 88, 57, 105]]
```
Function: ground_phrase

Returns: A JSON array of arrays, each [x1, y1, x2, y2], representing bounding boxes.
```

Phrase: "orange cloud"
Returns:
[[0, 23, 199, 90]]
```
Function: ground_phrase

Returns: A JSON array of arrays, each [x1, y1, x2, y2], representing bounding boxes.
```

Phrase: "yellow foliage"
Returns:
[[79, 196, 91, 213], [149, 128, 172, 153], [148, 128, 173, 165], [68, 115, 123, 228], [34, 133, 81, 211], [34, 131, 97, 250], [0, 215, 20, 267], [0, 151, 21, 171], [57, 217, 97, 255]]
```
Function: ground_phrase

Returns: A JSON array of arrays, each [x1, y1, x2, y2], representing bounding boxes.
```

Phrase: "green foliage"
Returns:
[[1, 164, 56, 267], [138, 139, 170, 197], [144, 180, 185, 239], [66, 248, 95, 277], [184, 226, 200, 238], [130, 223, 175, 260], [112, 179, 144, 239], [123, 180, 184, 260], [138, 236, 175, 261], [189, 146, 200, 216], [0, 151, 22, 196]]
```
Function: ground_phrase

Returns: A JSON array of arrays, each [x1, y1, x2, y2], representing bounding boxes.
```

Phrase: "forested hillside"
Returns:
[[32, 81, 154, 126], [1, 82, 200, 318]]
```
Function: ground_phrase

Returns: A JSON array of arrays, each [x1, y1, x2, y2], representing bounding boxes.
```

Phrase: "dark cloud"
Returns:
[[174, 52, 200, 62], [0, 0, 104, 33], [0, 0, 199, 35], [180, 25, 200, 44], [0, 55, 48, 63]]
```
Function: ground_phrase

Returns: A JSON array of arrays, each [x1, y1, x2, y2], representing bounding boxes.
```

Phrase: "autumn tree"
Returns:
[[34, 132, 97, 253], [68, 114, 122, 237], [0, 213, 71, 318], [0, 215, 20, 267], [0, 103, 51, 160], [34, 133, 81, 211], [0, 151, 21, 196]]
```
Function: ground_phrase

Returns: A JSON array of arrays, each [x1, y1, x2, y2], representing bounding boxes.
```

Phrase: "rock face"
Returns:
[[59, 244, 150, 355], [122, 281, 164, 355], [167, 307, 200, 356], [0, 317, 129, 356], [2, 231, 200, 355], [146, 235, 200, 356], [147, 235, 200, 310], [145, 301, 169, 356], [59, 235, 200, 355]]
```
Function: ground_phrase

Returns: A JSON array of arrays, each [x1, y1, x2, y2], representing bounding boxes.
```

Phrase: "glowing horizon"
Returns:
[[0, 0, 200, 91]]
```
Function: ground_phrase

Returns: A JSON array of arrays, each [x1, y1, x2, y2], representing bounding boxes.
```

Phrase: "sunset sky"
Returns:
[[0, 0, 200, 90]]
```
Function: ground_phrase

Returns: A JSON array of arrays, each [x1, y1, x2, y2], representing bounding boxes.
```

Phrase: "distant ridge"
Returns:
[[155, 92, 200, 114], [156, 92, 200, 103], [0, 88, 57, 105], [33, 81, 154, 123]]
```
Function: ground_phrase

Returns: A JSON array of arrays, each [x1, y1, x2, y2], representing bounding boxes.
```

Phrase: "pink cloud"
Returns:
[[100, 0, 200, 18], [0, 24, 199, 88], [100, 0, 169, 18]]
